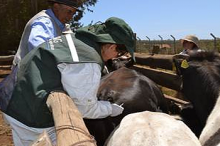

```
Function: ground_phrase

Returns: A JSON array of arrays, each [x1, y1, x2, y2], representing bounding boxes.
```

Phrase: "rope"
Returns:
[[47, 125, 96, 146]]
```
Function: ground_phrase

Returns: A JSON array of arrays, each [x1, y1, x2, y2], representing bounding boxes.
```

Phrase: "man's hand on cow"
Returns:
[[110, 103, 124, 117]]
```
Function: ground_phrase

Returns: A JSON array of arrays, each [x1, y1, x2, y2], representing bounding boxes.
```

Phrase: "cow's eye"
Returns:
[[107, 97, 113, 103]]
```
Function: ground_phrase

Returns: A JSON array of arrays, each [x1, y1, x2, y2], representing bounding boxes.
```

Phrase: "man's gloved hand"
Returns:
[[110, 103, 124, 117]]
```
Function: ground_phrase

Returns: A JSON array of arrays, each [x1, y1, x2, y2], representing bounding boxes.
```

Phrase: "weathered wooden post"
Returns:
[[0, 55, 14, 66], [46, 91, 96, 146]]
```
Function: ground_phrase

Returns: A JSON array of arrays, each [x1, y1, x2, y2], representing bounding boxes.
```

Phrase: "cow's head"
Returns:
[[173, 54, 190, 76], [102, 54, 135, 76], [112, 56, 133, 69], [173, 51, 219, 76]]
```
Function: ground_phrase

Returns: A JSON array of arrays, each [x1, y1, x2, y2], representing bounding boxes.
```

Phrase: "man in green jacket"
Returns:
[[0, 17, 135, 145]]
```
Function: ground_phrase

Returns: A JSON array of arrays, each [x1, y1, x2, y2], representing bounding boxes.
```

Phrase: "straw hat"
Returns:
[[181, 35, 199, 48]]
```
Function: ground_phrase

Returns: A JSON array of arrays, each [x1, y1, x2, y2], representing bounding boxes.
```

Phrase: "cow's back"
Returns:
[[105, 111, 201, 146], [98, 67, 168, 115]]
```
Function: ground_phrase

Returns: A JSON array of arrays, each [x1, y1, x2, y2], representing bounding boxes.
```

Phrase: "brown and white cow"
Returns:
[[174, 51, 220, 146], [105, 111, 201, 146]]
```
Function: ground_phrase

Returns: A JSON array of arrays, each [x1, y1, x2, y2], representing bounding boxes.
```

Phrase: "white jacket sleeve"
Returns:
[[57, 63, 112, 119]]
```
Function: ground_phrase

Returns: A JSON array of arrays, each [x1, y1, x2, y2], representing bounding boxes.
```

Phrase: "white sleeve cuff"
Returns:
[[76, 100, 112, 119]]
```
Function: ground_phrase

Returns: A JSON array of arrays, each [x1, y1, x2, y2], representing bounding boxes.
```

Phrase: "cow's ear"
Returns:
[[180, 60, 189, 69], [173, 58, 183, 76], [172, 54, 189, 76]]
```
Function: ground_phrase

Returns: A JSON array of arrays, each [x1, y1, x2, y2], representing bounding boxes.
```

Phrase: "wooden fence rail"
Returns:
[[134, 53, 174, 70], [0, 53, 181, 91], [0, 55, 14, 65], [132, 65, 181, 91], [134, 53, 181, 91]]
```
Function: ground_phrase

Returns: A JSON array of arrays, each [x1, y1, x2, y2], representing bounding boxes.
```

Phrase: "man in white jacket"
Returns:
[[0, 17, 136, 146]]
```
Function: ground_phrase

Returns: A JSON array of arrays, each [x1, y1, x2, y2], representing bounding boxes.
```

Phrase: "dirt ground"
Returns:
[[0, 111, 13, 146], [0, 66, 14, 146]]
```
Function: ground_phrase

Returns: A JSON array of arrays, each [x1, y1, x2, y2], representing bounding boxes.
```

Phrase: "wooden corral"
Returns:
[[133, 53, 189, 110], [0, 53, 185, 102], [0, 53, 186, 145], [135, 53, 174, 70], [132, 65, 181, 91], [0, 55, 14, 66], [134, 53, 181, 91], [0, 53, 182, 91]]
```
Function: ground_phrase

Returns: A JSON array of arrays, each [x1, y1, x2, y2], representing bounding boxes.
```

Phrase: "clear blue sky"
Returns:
[[79, 0, 220, 40]]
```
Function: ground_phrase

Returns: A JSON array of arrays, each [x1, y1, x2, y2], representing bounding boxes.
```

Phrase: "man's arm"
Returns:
[[57, 63, 123, 119], [28, 17, 56, 51]]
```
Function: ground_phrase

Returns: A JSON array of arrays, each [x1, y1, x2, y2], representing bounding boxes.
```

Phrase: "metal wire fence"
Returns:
[[135, 39, 220, 55]]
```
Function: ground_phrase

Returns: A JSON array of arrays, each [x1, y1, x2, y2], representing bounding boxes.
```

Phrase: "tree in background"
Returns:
[[71, 0, 97, 30], [0, 0, 98, 55]]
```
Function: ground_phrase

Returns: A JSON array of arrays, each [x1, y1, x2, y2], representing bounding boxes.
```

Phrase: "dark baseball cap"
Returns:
[[48, 0, 82, 11]]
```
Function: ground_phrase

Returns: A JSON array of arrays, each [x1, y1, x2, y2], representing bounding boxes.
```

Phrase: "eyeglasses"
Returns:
[[117, 50, 127, 57], [116, 45, 127, 57]]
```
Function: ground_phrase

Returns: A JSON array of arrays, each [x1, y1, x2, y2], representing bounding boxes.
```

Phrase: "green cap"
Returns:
[[76, 17, 136, 61]]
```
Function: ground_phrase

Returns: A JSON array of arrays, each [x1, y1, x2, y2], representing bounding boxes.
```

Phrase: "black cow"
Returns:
[[85, 67, 169, 146], [102, 55, 134, 75], [174, 51, 220, 145]]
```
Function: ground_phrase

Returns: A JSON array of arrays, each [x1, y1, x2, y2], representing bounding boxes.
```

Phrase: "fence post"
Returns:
[[137, 37, 141, 53], [210, 33, 217, 51], [146, 36, 151, 50], [158, 35, 163, 48], [170, 35, 176, 54], [46, 91, 96, 146]]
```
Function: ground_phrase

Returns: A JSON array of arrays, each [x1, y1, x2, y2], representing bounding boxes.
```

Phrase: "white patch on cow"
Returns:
[[199, 92, 220, 146], [105, 111, 201, 146]]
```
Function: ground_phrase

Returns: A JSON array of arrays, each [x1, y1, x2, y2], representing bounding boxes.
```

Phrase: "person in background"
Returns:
[[179, 35, 201, 55], [12, 0, 82, 66], [0, 17, 136, 146]]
